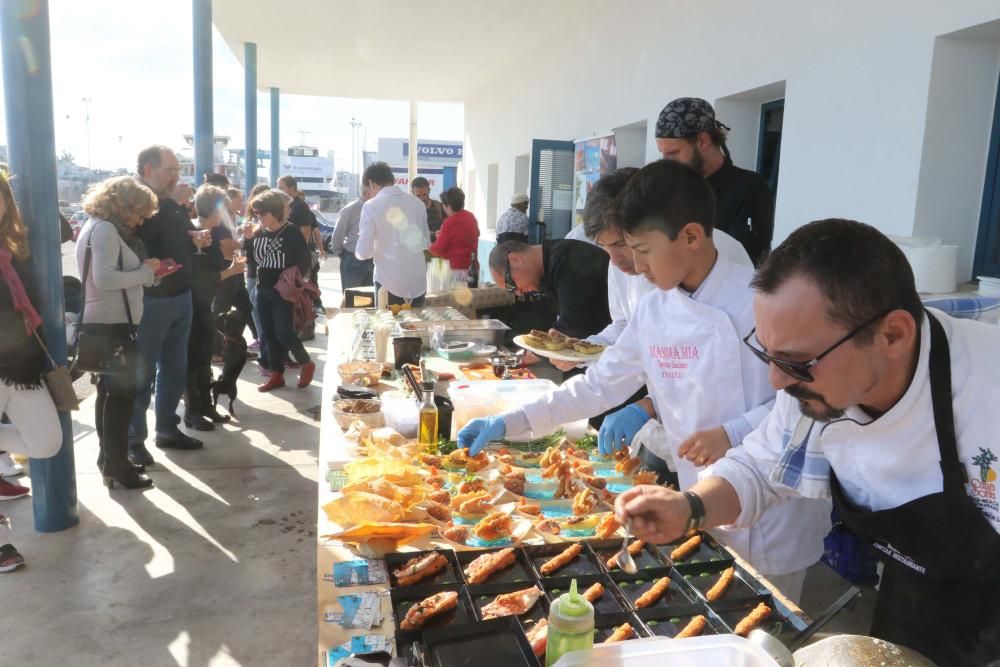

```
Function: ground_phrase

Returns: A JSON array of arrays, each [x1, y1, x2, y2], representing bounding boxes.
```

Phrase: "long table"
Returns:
[[316, 311, 808, 665]]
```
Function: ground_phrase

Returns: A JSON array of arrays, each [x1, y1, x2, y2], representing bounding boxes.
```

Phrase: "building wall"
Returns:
[[462, 0, 1000, 281]]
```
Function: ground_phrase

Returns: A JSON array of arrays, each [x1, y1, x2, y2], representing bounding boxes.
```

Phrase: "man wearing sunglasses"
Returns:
[[464, 161, 830, 601], [616, 219, 1000, 666]]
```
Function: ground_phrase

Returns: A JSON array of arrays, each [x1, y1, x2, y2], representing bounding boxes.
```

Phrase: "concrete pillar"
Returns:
[[243, 42, 257, 195], [192, 0, 214, 183], [270, 87, 280, 186], [0, 0, 79, 532], [408, 100, 418, 184]]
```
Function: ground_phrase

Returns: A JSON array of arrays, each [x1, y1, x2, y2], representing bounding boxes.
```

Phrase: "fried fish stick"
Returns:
[[734, 602, 772, 637], [581, 582, 605, 603], [676, 614, 707, 638], [705, 566, 735, 602], [540, 542, 582, 575], [400, 590, 459, 631], [606, 540, 645, 569], [394, 552, 448, 587], [670, 534, 702, 562], [604, 623, 635, 643], [464, 547, 517, 585], [634, 576, 671, 608]]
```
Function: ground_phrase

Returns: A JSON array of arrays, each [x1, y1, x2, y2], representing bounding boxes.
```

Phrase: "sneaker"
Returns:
[[248, 340, 261, 352], [0, 452, 24, 478], [0, 544, 25, 572], [0, 477, 30, 501]]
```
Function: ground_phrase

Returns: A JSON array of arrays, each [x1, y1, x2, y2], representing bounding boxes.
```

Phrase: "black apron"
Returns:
[[831, 313, 1000, 666]]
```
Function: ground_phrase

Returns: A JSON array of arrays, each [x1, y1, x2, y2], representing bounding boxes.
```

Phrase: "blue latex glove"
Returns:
[[598, 403, 650, 454], [457, 416, 507, 456]]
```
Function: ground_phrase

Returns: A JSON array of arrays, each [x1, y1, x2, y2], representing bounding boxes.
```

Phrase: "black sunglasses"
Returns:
[[742, 308, 896, 383]]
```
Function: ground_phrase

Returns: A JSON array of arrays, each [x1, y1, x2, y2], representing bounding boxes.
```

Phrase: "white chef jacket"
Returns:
[[355, 185, 430, 299], [588, 229, 754, 348], [705, 309, 1000, 535], [508, 254, 831, 575]]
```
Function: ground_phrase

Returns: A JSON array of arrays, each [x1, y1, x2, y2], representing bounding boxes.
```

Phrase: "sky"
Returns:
[[0, 0, 464, 172]]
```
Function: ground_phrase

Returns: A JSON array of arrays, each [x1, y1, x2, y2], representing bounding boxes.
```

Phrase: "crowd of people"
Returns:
[[0, 145, 327, 569]]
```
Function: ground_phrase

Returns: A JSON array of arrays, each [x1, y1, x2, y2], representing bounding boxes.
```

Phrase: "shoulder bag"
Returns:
[[72, 231, 138, 375]]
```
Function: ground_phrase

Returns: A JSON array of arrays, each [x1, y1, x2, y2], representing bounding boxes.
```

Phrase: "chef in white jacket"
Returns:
[[460, 161, 830, 600], [615, 219, 1000, 666], [549, 167, 754, 477]]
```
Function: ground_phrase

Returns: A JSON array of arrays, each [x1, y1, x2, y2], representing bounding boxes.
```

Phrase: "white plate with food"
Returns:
[[513, 332, 605, 363]]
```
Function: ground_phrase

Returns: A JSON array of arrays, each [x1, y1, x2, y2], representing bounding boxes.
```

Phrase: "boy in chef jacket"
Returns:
[[459, 160, 830, 601]]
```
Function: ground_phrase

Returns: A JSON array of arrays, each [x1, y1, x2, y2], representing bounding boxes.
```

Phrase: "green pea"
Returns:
[[699, 572, 710, 578], [648, 620, 659, 627], [670, 617, 681, 624]]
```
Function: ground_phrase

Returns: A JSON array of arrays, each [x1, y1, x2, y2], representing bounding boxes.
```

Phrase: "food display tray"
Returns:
[[422, 616, 539, 667], [384, 532, 807, 658]]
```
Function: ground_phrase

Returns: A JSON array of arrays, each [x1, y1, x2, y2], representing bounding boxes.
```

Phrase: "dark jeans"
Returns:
[[187, 296, 214, 414], [339, 253, 374, 290], [94, 325, 139, 475], [310, 257, 323, 308], [130, 291, 193, 443], [256, 285, 310, 374], [374, 281, 426, 308]]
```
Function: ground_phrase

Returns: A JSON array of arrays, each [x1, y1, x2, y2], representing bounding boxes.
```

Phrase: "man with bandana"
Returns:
[[655, 97, 774, 265]]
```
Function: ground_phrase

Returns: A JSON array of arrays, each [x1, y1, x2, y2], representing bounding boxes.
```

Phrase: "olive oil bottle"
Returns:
[[418, 381, 439, 445]]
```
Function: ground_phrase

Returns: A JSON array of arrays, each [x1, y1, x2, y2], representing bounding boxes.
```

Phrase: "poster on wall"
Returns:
[[572, 134, 617, 230]]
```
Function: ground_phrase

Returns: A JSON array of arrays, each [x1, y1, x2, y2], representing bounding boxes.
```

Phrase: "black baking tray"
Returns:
[[712, 593, 808, 643], [588, 538, 667, 572], [391, 582, 476, 643], [612, 567, 698, 610], [422, 616, 540, 667], [636, 602, 729, 639], [592, 611, 650, 644], [539, 573, 628, 618], [457, 547, 537, 586], [469, 582, 549, 626], [656, 531, 732, 567], [386, 548, 463, 589], [523, 542, 602, 579], [677, 560, 769, 604]]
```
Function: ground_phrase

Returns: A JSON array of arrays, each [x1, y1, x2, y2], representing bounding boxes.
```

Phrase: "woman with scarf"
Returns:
[[76, 176, 165, 489], [0, 173, 63, 570]]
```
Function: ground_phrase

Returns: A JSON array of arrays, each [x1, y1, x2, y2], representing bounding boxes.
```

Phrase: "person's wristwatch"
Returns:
[[682, 491, 706, 533]]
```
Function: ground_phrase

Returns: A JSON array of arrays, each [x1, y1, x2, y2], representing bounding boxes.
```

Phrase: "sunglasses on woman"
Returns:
[[742, 308, 896, 383]]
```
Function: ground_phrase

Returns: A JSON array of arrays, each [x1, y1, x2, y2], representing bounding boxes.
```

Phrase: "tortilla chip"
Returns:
[[322, 521, 436, 546], [322, 492, 405, 526]]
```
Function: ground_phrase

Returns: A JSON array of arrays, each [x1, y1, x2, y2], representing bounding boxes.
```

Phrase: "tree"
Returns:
[[58, 151, 76, 164]]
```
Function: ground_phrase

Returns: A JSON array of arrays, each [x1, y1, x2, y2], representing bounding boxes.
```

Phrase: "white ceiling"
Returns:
[[213, 0, 581, 102]]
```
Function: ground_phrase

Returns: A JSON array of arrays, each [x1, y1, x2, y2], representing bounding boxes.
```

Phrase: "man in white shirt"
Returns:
[[496, 193, 530, 244], [332, 185, 373, 290], [355, 162, 430, 307], [461, 161, 830, 601], [616, 219, 1000, 666]]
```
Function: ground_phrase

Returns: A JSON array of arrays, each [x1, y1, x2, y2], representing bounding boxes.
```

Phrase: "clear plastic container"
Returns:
[[380, 390, 419, 438], [552, 635, 780, 667]]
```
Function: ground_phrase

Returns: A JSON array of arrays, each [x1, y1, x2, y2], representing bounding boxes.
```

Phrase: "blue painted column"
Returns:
[[243, 42, 257, 195], [0, 0, 79, 531], [270, 87, 280, 186], [192, 0, 214, 183]]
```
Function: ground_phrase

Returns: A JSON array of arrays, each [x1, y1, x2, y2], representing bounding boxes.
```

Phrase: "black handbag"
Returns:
[[72, 239, 138, 375]]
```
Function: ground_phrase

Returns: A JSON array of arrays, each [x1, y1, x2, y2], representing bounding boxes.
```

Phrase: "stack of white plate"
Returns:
[[978, 276, 1000, 295]]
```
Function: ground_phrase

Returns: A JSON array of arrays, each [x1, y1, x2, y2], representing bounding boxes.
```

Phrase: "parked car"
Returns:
[[312, 208, 338, 253], [68, 211, 88, 241]]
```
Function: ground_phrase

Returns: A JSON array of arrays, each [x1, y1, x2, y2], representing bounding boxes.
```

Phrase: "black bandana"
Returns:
[[655, 97, 730, 139]]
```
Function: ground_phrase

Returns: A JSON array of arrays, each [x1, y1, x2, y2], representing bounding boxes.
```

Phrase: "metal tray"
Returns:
[[397, 319, 510, 349]]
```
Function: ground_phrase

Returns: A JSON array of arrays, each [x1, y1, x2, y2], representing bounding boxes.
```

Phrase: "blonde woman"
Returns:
[[76, 176, 172, 490]]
